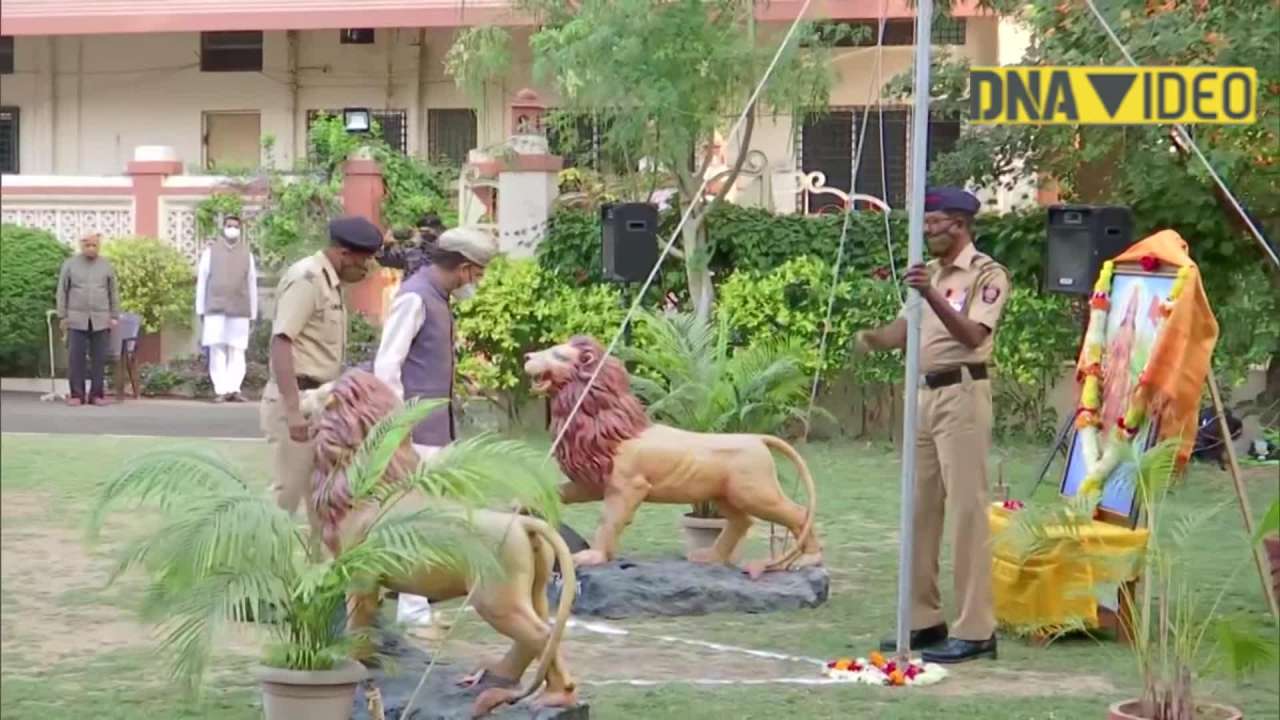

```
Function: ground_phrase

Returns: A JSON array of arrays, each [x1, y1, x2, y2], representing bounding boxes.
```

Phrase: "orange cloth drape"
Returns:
[[1074, 230, 1220, 465]]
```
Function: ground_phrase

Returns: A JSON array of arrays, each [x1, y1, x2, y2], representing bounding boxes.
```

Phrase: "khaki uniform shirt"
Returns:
[[270, 251, 346, 383], [56, 255, 120, 332], [911, 243, 1011, 374]]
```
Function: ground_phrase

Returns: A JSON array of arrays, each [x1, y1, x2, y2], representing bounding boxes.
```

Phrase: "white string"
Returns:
[[546, 0, 820, 459], [398, 3, 822, 712], [1080, 0, 1279, 268]]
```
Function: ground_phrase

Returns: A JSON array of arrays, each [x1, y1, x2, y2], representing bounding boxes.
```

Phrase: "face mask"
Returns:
[[223, 227, 241, 241], [452, 283, 477, 301]]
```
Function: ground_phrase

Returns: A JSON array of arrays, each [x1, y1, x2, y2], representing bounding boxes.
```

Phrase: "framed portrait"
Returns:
[[1060, 265, 1177, 528]]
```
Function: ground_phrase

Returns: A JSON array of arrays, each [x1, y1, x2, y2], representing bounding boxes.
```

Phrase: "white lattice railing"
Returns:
[[0, 198, 137, 248]]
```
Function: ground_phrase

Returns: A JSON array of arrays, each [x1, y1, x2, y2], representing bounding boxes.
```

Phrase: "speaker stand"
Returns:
[[1022, 411, 1075, 500]]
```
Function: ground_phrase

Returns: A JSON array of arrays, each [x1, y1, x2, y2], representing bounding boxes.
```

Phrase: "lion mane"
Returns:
[[310, 369, 419, 553], [549, 336, 650, 488]]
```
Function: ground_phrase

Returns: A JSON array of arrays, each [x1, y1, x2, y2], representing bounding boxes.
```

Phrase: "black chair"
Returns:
[[109, 313, 142, 401]]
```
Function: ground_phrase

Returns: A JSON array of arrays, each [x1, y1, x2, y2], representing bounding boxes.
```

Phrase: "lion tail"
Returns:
[[759, 435, 818, 572], [506, 516, 577, 707]]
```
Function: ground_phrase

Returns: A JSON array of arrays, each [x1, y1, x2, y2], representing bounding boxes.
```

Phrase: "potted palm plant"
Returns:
[[1003, 439, 1271, 720], [620, 310, 823, 561], [87, 398, 562, 720]]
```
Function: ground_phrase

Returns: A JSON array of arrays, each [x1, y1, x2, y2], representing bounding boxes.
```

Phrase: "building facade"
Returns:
[[1, 0, 1009, 213]]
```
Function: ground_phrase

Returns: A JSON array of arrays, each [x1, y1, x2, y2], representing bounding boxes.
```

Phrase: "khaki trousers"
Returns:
[[910, 374, 997, 641], [259, 382, 318, 517]]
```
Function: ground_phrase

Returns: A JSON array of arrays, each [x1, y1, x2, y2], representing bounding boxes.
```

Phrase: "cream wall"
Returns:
[[0, 28, 546, 175], [2, 21, 996, 179]]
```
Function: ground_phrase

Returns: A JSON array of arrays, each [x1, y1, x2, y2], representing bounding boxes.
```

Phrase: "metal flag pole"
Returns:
[[894, 0, 934, 660]]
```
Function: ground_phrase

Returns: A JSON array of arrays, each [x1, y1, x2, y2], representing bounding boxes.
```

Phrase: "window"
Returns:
[[799, 108, 958, 212], [427, 109, 478, 166], [811, 18, 967, 47], [306, 109, 408, 154], [0, 36, 13, 74], [200, 31, 264, 72], [0, 107, 18, 174], [340, 29, 375, 45]]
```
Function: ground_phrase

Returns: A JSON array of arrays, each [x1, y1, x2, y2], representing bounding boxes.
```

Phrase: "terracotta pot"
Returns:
[[258, 660, 367, 720], [1107, 699, 1242, 720], [680, 514, 744, 564], [1264, 536, 1280, 605]]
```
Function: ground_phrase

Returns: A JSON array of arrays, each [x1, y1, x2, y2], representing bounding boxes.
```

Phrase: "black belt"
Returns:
[[297, 376, 323, 391], [923, 363, 988, 390]]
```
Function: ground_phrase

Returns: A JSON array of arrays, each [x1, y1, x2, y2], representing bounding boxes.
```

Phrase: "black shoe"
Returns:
[[921, 636, 998, 664], [878, 622, 948, 652]]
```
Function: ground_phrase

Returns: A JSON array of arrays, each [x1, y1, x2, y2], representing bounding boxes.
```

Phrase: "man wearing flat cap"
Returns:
[[261, 215, 382, 520], [854, 187, 1010, 664], [373, 225, 499, 631]]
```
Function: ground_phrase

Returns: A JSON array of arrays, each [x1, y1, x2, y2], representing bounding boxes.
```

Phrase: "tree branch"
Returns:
[[708, 99, 757, 209]]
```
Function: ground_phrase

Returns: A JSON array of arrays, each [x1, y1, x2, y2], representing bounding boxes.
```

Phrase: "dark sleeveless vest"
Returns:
[[397, 267, 455, 446]]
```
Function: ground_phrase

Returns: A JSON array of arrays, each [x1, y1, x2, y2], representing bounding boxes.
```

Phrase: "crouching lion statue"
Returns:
[[305, 369, 578, 717], [523, 336, 823, 577]]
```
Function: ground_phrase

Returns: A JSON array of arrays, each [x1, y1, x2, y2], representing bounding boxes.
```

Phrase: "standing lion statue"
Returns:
[[305, 369, 578, 717], [523, 336, 823, 577]]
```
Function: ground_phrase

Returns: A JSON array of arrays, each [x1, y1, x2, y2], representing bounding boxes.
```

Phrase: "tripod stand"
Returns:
[[1022, 412, 1075, 500]]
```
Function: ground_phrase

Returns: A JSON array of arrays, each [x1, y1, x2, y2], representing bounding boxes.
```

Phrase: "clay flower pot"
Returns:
[[680, 514, 744, 564], [258, 660, 368, 720], [1107, 699, 1242, 720]]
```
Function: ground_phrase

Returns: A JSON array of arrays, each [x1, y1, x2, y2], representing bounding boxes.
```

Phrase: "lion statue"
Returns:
[[523, 336, 822, 577], [305, 369, 578, 717]]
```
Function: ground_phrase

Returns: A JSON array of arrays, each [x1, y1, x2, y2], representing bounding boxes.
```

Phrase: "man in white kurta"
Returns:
[[374, 226, 499, 635], [196, 215, 258, 402]]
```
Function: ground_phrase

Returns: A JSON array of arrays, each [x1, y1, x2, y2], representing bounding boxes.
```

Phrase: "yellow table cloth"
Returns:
[[989, 503, 1149, 632]]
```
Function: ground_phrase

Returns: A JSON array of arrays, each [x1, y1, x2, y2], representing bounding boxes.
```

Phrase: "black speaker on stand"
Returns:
[[601, 203, 659, 345], [1026, 204, 1135, 499], [1042, 204, 1135, 295]]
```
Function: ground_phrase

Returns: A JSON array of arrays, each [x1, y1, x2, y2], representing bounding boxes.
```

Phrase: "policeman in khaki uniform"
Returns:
[[261, 216, 383, 519], [854, 187, 1010, 664]]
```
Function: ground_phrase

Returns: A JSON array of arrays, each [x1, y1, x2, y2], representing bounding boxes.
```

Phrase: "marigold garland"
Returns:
[[1074, 260, 1190, 504]]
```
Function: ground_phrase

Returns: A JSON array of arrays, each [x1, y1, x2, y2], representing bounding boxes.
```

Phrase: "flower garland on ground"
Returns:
[[1075, 257, 1192, 499], [823, 651, 948, 687]]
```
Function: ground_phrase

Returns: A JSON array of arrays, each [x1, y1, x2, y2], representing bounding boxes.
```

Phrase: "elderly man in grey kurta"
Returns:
[[373, 225, 499, 630], [56, 233, 120, 406]]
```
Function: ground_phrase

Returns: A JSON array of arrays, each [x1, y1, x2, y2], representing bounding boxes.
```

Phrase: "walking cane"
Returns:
[[40, 310, 66, 402]]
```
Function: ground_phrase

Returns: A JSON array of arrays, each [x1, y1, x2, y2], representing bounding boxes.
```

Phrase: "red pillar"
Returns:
[[340, 158, 388, 321], [126, 159, 183, 237]]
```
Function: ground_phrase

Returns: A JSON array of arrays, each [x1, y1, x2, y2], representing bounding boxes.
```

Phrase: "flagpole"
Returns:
[[894, 0, 934, 659]]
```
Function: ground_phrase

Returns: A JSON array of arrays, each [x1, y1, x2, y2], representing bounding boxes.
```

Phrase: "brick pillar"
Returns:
[[340, 157, 388, 321], [126, 147, 183, 237]]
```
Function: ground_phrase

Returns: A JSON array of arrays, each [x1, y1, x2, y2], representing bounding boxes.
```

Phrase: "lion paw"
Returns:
[[472, 687, 521, 717], [686, 548, 720, 564], [535, 688, 580, 709], [571, 549, 609, 567], [743, 560, 769, 580]]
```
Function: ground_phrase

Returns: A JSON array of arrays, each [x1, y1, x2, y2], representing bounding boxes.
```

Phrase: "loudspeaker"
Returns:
[[601, 203, 659, 283], [1043, 205, 1135, 294]]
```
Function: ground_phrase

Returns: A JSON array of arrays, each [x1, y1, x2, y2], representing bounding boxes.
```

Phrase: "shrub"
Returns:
[[102, 236, 196, 333], [455, 258, 627, 415], [991, 290, 1081, 440], [0, 225, 71, 376]]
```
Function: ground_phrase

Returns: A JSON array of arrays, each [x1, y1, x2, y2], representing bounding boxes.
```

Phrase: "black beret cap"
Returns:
[[328, 216, 383, 252], [924, 187, 981, 215]]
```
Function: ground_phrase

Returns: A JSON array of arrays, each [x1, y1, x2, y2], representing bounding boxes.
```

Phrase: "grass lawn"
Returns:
[[1, 432, 1277, 719]]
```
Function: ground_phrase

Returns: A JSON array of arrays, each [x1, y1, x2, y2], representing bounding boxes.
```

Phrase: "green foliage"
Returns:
[[991, 290, 1080, 440], [347, 312, 380, 368], [719, 256, 900, 384], [253, 172, 341, 269], [444, 27, 513, 142], [455, 258, 626, 412], [138, 364, 183, 396], [0, 224, 71, 376], [374, 146, 457, 230], [193, 193, 245, 240], [101, 236, 195, 333], [87, 399, 562, 689]]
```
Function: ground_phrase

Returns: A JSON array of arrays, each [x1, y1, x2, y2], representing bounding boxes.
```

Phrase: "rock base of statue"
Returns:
[[351, 636, 589, 720], [549, 559, 830, 619]]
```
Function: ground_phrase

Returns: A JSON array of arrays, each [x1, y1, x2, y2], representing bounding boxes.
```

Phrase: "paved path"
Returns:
[[0, 391, 261, 439]]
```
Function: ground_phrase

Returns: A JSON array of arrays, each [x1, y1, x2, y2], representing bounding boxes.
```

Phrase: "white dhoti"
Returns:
[[397, 443, 442, 627], [203, 315, 251, 396]]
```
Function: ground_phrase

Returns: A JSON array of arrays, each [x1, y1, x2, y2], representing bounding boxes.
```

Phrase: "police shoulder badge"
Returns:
[[981, 285, 1001, 304]]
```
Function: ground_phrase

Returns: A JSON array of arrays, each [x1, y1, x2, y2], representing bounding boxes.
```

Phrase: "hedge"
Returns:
[[0, 225, 71, 376]]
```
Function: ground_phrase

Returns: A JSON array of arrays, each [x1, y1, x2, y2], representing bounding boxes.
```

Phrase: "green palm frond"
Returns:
[[334, 509, 504, 585], [87, 448, 258, 540], [1213, 614, 1279, 679], [397, 434, 562, 523], [346, 397, 449, 500]]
